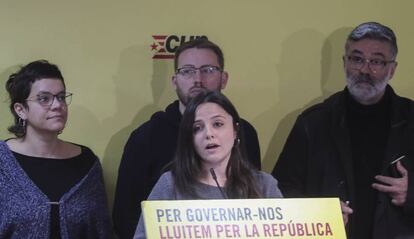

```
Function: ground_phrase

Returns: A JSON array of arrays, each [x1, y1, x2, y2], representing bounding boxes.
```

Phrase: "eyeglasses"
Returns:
[[176, 65, 222, 79], [26, 92, 73, 106], [345, 55, 395, 72]]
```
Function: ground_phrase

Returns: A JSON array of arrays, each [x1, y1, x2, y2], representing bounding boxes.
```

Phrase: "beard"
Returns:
[[176, 87, 208, 106], [346, 71, 389, 105], [176, 81, 224, 106]]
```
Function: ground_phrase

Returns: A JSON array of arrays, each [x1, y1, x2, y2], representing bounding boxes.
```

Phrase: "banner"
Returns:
[[142, 198, 346, 239]]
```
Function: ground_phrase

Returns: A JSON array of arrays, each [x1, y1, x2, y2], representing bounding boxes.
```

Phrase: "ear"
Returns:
[[342, 56, 346, 68], [388, 62, 398, 80], [233, 122, 239, 140], [14, 102, 28, 120], [220, 71, 229, 90], [171, 75, 178, 90]]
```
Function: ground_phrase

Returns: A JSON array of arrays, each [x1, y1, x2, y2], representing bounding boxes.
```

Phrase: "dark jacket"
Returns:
[[113, 100, 261, 239], [272, 86, 414, 239]]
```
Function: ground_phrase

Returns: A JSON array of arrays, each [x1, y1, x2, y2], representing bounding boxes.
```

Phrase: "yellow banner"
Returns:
[[142, 198, 346, 239]]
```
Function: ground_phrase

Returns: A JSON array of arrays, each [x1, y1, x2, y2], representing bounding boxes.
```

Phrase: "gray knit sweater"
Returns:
[[134, 171, 283, 238], [0, 141, 113, 238]]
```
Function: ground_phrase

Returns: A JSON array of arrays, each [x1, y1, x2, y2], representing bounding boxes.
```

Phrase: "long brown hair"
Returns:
[[172, 91, 260, 198]]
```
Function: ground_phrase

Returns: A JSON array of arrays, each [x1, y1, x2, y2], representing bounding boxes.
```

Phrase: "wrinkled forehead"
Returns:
[[345, 38, 394, 58]]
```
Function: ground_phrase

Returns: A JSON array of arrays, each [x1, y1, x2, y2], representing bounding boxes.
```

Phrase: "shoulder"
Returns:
[[157, 171, 174, 182], [391, 89, 414, 112], [123, 113, 166, 149], [128, 102, 179, 142], [150, 100, 180, 125], [130, 111, 164, 136], [1, 138, 20, 153], [147, 171, 176, 200], [301, 92, 343, 117], [254, 171, 277, 185], [293, 91, 345, 126], [0, 140, 8, 151], [0, 140, 13, 162], [379, 86, 414, 126], [254, 171, 283, 198], [79, 145, 98, 161]]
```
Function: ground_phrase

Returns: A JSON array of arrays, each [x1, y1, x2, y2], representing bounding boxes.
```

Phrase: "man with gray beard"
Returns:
[[272, 22, 414, 239]]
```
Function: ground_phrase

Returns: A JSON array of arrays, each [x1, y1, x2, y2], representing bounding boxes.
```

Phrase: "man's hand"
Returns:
[[340, 200, 353, 225], [372, 161, 408, 206]]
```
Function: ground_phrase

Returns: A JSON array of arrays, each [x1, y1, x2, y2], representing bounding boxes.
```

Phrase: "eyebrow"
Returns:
[[179, 64, 196, 68], [210, 115, 226, 120], [35, 90, 66, 95], [179, 64, 217, 68], [194, 114, 227, 122]]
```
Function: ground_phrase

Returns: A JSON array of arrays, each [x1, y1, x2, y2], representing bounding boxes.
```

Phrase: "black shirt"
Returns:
[[346, 88, 391, 239]]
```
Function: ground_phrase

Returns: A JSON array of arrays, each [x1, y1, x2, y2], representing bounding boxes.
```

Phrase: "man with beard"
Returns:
[[113, 38, 261, 239], [272, 22, 414, 239]]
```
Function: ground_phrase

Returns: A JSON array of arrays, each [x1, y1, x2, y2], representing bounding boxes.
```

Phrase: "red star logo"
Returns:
[[150, 42, 158, 51]]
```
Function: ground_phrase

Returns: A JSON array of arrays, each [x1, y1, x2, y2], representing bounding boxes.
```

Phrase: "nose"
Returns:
[[192, 70, 202, 83], [205, 125, 214, 139], [359, 60, 374, 74]]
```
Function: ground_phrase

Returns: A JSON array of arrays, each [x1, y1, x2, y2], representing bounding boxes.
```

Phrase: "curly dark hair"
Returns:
[[5, 60, 65, 137]]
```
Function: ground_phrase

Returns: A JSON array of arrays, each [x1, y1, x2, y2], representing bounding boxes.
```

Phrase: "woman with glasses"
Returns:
[[133, 91, 283, 239], [0, 60, 113, 238]]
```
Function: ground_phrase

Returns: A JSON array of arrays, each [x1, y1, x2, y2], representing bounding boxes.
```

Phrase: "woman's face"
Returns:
[[192, 102, 236, 170], [17, 78, 68, 135]]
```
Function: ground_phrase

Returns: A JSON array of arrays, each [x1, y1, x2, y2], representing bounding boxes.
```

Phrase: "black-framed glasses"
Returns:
[[176, 65, 222, 79], [344, 55, 395, 72], [26, 92, 73, 106]]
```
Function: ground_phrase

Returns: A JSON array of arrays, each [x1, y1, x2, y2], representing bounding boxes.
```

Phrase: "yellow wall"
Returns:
[[1, 0, 414, 207]]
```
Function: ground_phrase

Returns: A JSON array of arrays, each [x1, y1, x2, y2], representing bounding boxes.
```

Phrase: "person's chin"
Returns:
[[190, 88, 206, 96], [352, 82, 374, 93], [48, 124, 66, 133], [351, 88, 380, 104], [202, 154, 222, 164]]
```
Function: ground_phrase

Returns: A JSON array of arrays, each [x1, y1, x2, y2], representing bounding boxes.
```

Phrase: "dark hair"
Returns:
[[174, 38, 225, 71], [5, 60, 65, 137], [172, 91, 260, 198], [346, 22, 398, 59]]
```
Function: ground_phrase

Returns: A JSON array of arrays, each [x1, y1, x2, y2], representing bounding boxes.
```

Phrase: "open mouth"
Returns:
[[206, 144, 219, 150]]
